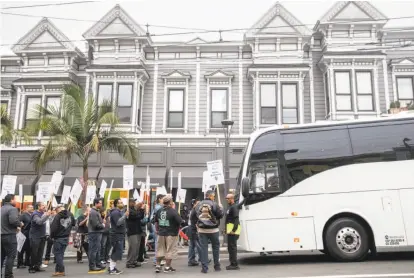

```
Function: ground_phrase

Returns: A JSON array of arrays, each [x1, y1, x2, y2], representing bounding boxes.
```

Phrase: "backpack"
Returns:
[[196, 201, 217, 229]]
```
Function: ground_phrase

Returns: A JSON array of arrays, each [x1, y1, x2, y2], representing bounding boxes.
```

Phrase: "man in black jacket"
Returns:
[[126, 198, 144, 268], [50, 204, 75, 276], [17, 204, 34, 268], [108, 198, 129, 275], [1, 194, 23, 278], [196, 190, 224, 273], [87, 198, 106, 273], [29, 202, 51, 273]]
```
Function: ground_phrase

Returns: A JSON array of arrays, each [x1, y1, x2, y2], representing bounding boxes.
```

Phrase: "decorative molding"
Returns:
[[318, 1, 387, 23], [12, 18, 83, 56], [83, 4, 146, 38], [161, 70, 192, 80], [245, 2, 312, 38]]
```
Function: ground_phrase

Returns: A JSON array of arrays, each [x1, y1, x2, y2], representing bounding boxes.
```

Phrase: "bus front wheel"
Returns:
[[325, 217, 369, 262]]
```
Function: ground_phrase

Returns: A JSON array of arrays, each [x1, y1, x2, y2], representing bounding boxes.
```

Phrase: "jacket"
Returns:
[[126, 207, 144, 236], [88, 208, 105, 233], [30, 210, 49, 239], [20, 212, 32, 236], [195, 199, 224, 230], [50, 209, 75, 239], [110, 208, 127, 235], [0, 203, 21, 235]]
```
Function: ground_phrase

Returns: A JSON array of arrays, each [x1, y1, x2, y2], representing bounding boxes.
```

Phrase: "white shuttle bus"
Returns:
[[236, 115, 414, 262]]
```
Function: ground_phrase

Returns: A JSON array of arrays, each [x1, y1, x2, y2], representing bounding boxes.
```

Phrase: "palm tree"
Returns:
[[1, 104, 32, 146], [31, 84, 139, 200]]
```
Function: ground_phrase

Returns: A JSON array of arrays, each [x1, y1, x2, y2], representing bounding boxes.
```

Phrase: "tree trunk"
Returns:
[[81, 165, 89, 209]]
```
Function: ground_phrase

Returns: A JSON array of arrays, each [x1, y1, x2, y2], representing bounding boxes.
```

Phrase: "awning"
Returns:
[[63, 167, 101, 187]]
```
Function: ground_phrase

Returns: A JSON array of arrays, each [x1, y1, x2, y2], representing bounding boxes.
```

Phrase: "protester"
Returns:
[[225, 193, 241, 270], [100, 209, 111, 265], [44, 209, 57, 267], [29, 202, 51, 273], [1, 194, 23, 278], [126, 198, 144, 268], [196, 190, 224, 273], [154, 195, 183, 273], [18, 204, 34, 268], [188, 198, 201, 266], [137, 202, 150, 264], [151, 194, 166, 266], [76, 208, 89, 263], [50, 204, 76, 276], [108, 198, 129, 274], [87, 198, 106, 273]]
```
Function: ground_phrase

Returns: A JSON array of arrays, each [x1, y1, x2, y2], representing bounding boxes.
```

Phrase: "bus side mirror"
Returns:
[[241, 177, 250, 198]]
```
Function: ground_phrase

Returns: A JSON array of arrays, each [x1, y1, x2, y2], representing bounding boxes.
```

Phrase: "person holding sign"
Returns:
[[18, 205, 34, 269], [87, 199, 106, 273], [29, 202, 51, 273], [1, 194, 23, 278], [225, 194, 241, 270]]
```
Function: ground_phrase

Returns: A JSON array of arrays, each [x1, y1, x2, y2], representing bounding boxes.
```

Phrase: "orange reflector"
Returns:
[[294, 238, 300, 243], [283, 125, 289, 128], [291, 212, 298, 216]]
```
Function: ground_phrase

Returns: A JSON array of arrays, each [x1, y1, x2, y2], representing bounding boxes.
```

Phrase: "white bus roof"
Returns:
[[250, 112, 414, 140]]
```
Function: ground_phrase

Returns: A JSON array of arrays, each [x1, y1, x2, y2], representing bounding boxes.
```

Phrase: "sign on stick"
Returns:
[[206, 160, 225, 185]]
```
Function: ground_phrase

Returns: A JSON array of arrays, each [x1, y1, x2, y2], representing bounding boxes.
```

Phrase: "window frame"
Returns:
[[281, 83, 299, 124], [260, 83, 277, 125], [355, 71, 374, 112], [396, 76, 414, 107], [334, 71, 353, 112], [210, 88, 228, 128], [24, 96, 42, 131], [167, 88, 185, 128], [97, 83, 113, 107], [116, 83, 133, 124]]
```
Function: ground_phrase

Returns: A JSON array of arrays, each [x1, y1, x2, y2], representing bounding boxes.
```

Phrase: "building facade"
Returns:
[[1, 1, 414, 201]]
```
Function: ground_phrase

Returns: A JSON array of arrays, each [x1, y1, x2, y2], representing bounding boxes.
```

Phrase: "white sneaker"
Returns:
[[41, 264, 48, 268]]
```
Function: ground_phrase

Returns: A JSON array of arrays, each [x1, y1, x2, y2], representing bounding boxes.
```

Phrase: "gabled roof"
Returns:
[[161, 70, 192, 80], [245, 2, 311, 38], [12, 18, 83, 56], [83, 4, 147, 39], [318, 1, 387, 24], [204, 70, 234, 79]]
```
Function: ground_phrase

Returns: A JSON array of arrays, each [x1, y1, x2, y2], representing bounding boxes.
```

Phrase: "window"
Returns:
[[2, 66, 19, 72], [97, 84, 113, 106], [334, 71, 352, 111], [258, 44, 276, 52], [356, 72, 374, 111], [48, 57, 64, 65], [280, 39, 298, 51], [45, 96, 61, 114], [145, 53, 155, 60], [28, 58, 44, 66], [117, 84, 133, 123], [137, 85, 143, 126], [397, 77, 414, 107], [332, 30, 349, 38], [178, 52, 196, 59], [99, 43, 115, 52], [119, 41, 135, 52], [168, 89, 184, 128], [353, 30, 371, 38], [211, 89, 227, 128], [25, 97, 41, 131], [159, 53, 176, 60], [281, 84, 298, 124], [260, 84, 277, 124]]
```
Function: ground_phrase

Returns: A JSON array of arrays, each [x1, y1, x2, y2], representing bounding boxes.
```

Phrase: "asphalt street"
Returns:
[[11, 252, 414, 278]]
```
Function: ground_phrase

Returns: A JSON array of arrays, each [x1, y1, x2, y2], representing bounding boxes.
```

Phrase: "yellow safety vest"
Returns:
[[226, 223, 241, 235]]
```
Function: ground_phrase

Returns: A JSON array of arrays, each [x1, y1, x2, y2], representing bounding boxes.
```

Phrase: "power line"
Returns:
[[1, 1, 98, 9]]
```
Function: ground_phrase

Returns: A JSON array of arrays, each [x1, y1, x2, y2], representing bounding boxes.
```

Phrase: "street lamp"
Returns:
[[221, 119, 234, 246]]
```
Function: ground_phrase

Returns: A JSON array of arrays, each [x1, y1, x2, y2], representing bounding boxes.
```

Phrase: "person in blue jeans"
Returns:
[[151, 194, 165, 265], [196, 190, 224, 273], [87, 199, 106, 273], [50, 204, 75, 277]]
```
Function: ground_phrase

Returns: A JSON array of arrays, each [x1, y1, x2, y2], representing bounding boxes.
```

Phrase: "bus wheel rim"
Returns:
[[336, 227, 361, 254]]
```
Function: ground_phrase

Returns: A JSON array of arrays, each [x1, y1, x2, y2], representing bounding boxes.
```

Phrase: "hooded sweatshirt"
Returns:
[[50, 209, 75, 239]]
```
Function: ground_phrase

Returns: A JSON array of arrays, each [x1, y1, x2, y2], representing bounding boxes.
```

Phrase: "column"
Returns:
[[14, 87, 21, 129], [255, 74, 260, 129], [238, 46, 243, 134], [373, 61, 380, 117], [277, 74, 281, 125], [162, 80, 167, 133], [184, 79, 189, 133], [113, 73, 118, 110], [139, 82, 145, 128], [309, 52, 315, 122], [351, 62, 358, 115], [85, 74, 90, 100], [391, 66, 397, 102], [132, 72, 138, 129], [92, 73, 97, 101], [195, 46, 200, 134], [206, 79, 210, 133], [382, 59, 390, 111], [228, 80, 232, 120], [151, 47, 159, 134], [299, 74, 304, 124], [328, 65, 336, 119], [252, 79, 256, 131]]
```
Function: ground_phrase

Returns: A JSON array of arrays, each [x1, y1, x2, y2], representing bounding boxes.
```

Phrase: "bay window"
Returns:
[[396, 77, 414, 107], [334, 71, 352, 111], [356, 71, 374, 111], [168, 89, 184, 128], [281, 84, 298, 124], [117, 84, 132, 123], [211, 89, 228, 128], [260, 84, 277, 124]]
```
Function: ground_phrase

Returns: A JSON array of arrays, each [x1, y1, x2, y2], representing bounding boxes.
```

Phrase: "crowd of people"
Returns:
[[1, 188, 241, 277]]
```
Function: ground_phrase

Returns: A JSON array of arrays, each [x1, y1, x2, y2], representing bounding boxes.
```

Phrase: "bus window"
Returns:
[[249, 159, 281, 194], [281, 127, 353, 186], [348, 121, 414, 162]]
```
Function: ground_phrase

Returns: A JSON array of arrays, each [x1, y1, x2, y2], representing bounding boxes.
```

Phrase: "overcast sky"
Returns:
[[1, 0, 414, 56]]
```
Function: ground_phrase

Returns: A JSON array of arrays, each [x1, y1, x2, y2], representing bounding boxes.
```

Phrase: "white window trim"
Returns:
[[162, 83, 188, 133], [1, 90, 12, 116], [205, 78, 232, 134]]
